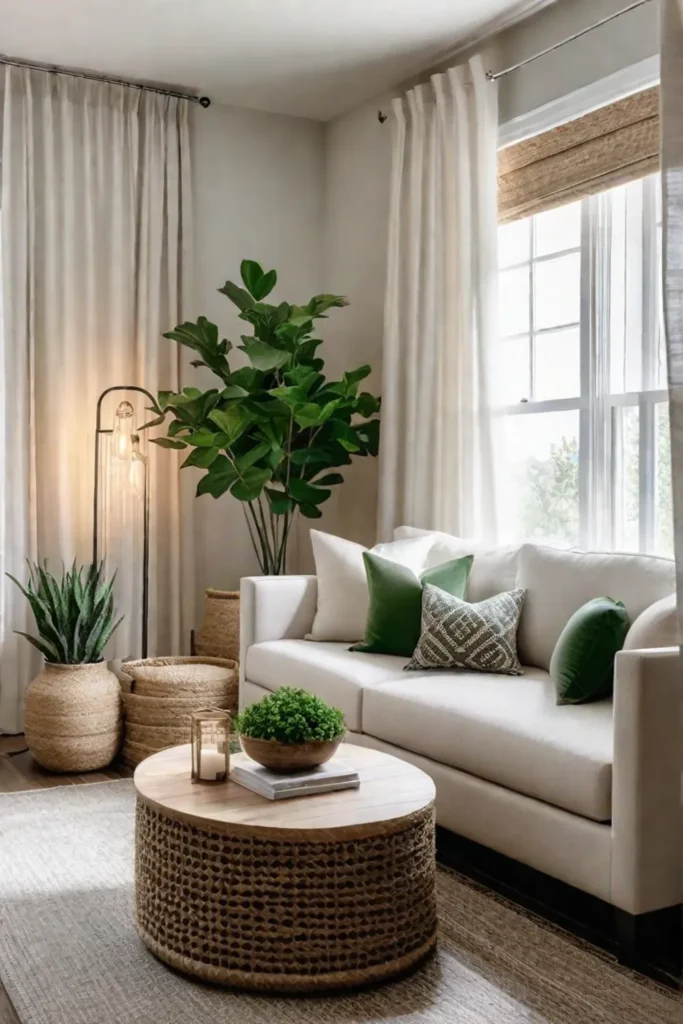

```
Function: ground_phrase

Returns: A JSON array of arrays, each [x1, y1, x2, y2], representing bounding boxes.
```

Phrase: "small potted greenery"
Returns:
[[9, 561, 123, 772], [235, 687, 345, 773]]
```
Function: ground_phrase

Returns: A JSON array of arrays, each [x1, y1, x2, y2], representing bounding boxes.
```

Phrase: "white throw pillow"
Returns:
[[623, 593, 678, 651], [307, 530, 434, 642], [516, 543, 676, 670], [394, 526, 520, 603]]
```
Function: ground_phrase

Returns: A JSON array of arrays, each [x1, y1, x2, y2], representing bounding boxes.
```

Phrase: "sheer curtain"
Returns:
[[378, 54, 500, 542], [0, 68, 194, 733], [660, 0, 683, 907]]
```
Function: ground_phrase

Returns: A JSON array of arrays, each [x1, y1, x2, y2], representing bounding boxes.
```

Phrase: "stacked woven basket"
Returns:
[[120, 656, 238, 769]]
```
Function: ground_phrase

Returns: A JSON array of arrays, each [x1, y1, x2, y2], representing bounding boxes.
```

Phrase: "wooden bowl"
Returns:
[[239, 735, 342, 773]]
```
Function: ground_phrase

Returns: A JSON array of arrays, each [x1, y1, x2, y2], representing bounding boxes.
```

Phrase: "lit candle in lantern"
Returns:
[[191, 708, 230, 784]]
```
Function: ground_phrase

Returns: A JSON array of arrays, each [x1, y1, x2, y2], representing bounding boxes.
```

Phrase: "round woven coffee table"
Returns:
[[134, 742, 436, 992]]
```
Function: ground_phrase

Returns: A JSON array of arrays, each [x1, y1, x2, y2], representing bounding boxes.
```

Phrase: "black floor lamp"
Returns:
[[93, 385, 155, 658]]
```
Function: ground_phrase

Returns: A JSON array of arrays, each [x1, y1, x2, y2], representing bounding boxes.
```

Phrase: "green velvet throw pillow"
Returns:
[[351, 552, 473, 658], [550, 597, 630, 705]]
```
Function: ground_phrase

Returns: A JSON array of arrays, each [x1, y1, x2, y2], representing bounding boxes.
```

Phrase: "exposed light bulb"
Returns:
[[113, 400, 135, 461]]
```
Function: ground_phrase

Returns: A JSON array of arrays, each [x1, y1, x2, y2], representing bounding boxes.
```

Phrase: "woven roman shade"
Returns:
[[498, 87, 659, 223]]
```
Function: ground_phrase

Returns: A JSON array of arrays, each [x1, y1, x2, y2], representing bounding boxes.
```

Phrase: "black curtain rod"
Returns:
[[0, 53, 210, 107], [377, 0, 654, 122]]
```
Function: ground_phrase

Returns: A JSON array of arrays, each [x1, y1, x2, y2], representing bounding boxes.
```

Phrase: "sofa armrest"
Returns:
[[611, 646, 683, 915], [239, 575, 317, 686]]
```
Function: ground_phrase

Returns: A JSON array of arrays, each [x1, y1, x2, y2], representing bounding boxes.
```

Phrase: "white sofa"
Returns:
[[239, 536, 683, 961]]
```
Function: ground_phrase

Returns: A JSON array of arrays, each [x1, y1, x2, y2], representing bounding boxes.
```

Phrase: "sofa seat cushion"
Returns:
[[244, 640, 406, 732], [362, 669, 614, 821]]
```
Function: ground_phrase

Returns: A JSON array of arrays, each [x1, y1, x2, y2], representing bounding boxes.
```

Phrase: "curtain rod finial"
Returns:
[[377, 110, 388, 123], [199, 96, 211, 108]]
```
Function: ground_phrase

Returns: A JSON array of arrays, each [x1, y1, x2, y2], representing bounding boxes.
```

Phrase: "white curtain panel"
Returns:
[[0, 68, 194, 732], [662, 1, 683, 633], [661, 0, 683, 809], [378, 54, 500, 542]]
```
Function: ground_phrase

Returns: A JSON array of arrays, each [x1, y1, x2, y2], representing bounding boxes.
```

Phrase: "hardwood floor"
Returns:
[[0, 735, 133, 1023], [0, 735, 132, 790]]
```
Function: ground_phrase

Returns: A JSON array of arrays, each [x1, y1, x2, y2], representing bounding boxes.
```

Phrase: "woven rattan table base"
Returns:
[[135, 797, 437, 992]]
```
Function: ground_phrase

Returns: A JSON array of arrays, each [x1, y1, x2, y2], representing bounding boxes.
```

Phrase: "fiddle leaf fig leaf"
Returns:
[[209, 406, 253, 444], [186, 428, 221, 448], [150, 437, 187, 449], [235, 442, 271, 473], [357, 391, 381, 417], [219, 279, 254, 311], [181, 447, 220, 469], [196, 456, 238, 498], [230, 467, 272, 502], [240, 260, 277, 301], [290, 448, 330, 465], [240, 259, 265, 297], [256, 268, 277, 301], [265, 488, 293, 515], [289, 478, 331, 505], [220, 384, 249, 400], [240, 340, 290, 372], [315, 472, 344, 486], [299, 503, 323, 519]]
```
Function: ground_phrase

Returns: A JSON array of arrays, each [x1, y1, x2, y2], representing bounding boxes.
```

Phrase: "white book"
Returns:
[[231, 757, 360, 801]]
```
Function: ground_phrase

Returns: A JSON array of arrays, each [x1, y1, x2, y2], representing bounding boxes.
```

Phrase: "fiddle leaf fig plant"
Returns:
[[146, 260, 381, 574]]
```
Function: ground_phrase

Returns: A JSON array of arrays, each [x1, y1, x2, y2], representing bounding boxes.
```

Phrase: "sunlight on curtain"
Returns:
[[0, 68, 194, 732], [379, 55, 500, 542]]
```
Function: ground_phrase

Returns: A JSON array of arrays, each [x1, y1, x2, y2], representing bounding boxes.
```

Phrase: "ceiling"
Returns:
[[0, 0, 556, 121]]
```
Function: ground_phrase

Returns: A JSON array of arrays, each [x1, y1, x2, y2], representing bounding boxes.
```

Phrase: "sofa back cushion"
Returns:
[[394, 526, 520, 603], [516, 544, 676, 670]]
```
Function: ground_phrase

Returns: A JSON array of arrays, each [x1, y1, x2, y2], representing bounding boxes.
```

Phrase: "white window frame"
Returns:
[[499, 174, 667, 554]]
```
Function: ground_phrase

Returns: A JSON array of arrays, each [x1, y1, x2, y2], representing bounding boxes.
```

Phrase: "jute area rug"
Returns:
[[0, 781, 678, 1024]]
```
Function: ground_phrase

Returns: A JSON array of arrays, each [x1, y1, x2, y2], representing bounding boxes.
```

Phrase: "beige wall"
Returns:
[[181, 0, 660, 602], [188, 101, 325, 603], [319, 0, 659, 550], [301, 95, 393, 564]]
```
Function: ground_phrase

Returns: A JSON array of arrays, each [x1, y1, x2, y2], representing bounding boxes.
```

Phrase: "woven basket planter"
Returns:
[[120, 656, 237, 768], [24, 662, 122, 773], [194, 589, 240, 663], [122, 693, 212, 727], [125, 722, 194, 748]]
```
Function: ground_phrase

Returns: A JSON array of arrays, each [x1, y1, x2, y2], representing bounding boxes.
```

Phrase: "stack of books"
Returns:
[[231, 758, 360, 801]]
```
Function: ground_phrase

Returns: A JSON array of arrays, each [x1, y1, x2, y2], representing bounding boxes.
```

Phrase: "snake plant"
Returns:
[[8, 561, 123, 664]]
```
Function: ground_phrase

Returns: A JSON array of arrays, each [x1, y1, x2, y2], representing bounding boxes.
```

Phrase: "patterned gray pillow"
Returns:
[[406, 584, 526, 675]]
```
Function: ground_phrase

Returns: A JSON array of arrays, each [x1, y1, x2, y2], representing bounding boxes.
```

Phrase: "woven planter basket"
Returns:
[[194, 589, 240, 663], [125, 722, 194, 747], [121, 693, 217, 727], [24, 662, 122, 773], [120, 656, 237, 768]]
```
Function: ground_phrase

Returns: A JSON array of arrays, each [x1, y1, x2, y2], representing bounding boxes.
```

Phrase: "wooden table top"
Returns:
[[134, 742, 435, 840]]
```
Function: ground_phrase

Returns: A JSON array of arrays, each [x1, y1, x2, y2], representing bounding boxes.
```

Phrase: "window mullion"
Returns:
[[640, 176, 657, 552], [579, 199, 592, 549], [580, 194, 611, 549], [595, 192, 613, 550], [528, 218, 534, 401]]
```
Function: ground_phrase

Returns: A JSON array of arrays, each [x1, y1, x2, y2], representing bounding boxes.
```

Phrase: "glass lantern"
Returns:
[[112, 400, 136, 461], [191, 707, 230, 784]]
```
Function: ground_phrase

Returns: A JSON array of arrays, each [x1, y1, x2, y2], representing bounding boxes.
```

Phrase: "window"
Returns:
[[498, 174, 672, 556]]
